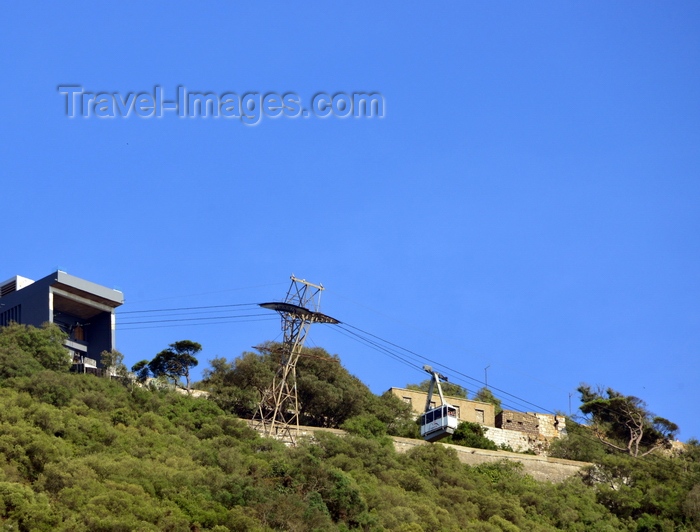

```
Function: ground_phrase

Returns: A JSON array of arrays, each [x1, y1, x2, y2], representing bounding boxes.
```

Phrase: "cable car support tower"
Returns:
[[255, 275, 339, 445]]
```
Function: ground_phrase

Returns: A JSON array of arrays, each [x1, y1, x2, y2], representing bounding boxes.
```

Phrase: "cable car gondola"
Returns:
[[419, 366, 459, 442]]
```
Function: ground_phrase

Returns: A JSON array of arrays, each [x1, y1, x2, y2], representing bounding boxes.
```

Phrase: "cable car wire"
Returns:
[[331, 325, 545, 414], [118, 303, 259, 314], [337, 322, 557, 415], [331, 325, 425, 374], [118, 312, 270, 326], [119, 316, 277, 331]]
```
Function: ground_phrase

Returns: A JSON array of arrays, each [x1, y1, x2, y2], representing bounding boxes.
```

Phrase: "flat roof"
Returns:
[[50, 271, 123, 307], [0, 271, 123, 308]]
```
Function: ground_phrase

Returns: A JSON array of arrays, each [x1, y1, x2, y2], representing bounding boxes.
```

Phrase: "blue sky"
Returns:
[[2, 3, 699, 440]]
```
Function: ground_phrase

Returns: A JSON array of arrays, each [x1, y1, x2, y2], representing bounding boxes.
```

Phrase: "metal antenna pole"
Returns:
[[254, 275, 339, 445]]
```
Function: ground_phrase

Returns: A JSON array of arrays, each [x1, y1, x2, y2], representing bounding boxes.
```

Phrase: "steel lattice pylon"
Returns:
[[255, 275, 339, 445]]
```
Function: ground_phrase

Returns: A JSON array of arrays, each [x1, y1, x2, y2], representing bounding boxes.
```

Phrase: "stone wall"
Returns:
[[489, 411, 567, 454], [496, 410, 539, 435], [483, 425, 536, 452], [534, 413, 566, 439]]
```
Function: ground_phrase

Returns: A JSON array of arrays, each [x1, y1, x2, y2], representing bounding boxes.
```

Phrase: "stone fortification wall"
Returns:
[[534, 413, 566, 438], [490, 411, 567, 454], [483, 426, 536, 452], [496, 410, 539, 435]]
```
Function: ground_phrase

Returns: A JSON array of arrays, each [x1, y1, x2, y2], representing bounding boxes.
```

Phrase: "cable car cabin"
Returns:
[[420, 404, 459, 442]]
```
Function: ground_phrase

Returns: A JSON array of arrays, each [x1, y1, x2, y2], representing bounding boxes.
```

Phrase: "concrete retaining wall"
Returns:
[[245, 420, 589, 483], [391, 436, 588, 483]]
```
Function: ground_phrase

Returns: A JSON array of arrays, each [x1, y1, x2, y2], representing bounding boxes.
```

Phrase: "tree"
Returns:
[[203, 342, 416, 432], [473, 387, 503, 414], [130, 360, 151, 384], [0, 322, 70, 377], [100, 349, 128, 379], [371, 391, 420, 438], [548, 419, 606, 462], [446, 421, 498, 450], [293, 345, 374, 428], [202, 353, 274, 417], [577, 385, 678, 457], [406, 379, 468, 399], [341, 414, 389, 439], [149, 340, 201, 392]]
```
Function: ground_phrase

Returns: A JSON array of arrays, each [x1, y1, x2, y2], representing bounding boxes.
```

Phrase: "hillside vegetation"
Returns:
[[0, 324, 698, 531]]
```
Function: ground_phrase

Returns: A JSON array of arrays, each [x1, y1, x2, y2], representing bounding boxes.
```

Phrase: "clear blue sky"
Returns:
[[2, 3, 699, 440]]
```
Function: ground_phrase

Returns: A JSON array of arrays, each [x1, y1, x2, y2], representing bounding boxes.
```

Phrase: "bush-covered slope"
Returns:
[[0, 326, 698, 530], [0, 370, 634, 531]]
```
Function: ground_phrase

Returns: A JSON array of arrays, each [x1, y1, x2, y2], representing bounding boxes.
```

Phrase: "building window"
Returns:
[[402, 396, 412, 405], [429, 401, 436, 409], [475, 409, 484, 423]]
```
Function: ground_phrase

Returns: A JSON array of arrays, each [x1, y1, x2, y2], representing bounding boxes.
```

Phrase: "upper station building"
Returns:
[[0, 271, 124, 371]]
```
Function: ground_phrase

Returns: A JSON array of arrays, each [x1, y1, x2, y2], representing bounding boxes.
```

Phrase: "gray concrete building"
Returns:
[[0, 271, 123, 372]]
